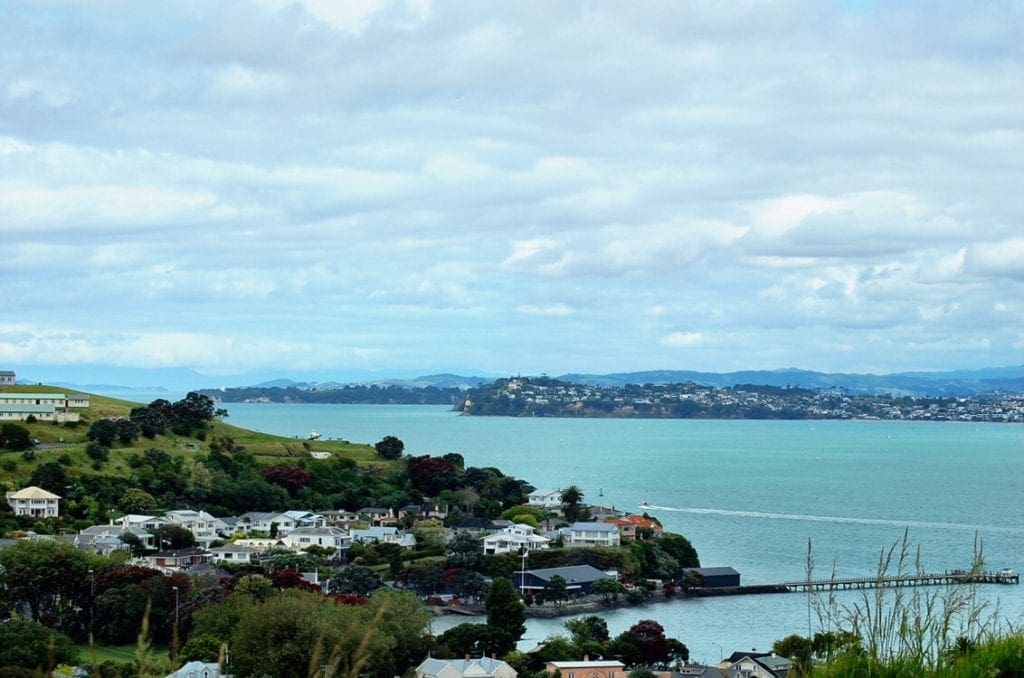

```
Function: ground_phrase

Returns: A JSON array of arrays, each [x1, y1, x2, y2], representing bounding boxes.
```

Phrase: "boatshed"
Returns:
[[679, 566, 741, 588]]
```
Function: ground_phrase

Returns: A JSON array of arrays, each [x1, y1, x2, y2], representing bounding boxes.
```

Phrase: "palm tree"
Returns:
[[561, 485, 584, 523]]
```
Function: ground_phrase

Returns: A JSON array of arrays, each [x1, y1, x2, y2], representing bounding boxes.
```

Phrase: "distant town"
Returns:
[[455, 377, 1024, 423]]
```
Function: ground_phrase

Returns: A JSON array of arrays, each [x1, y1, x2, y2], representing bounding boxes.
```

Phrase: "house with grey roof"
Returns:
[[513, 564, 615, 596], [717, 652, 792, 678], [284, 526, 352, 551], [0, 370, 15, 385], [562, 521, 620, 548], [207, 544, 261, 564], [165, 660, 231, 678], [415, 656, 516, 678], [80, 524, 155, 550]]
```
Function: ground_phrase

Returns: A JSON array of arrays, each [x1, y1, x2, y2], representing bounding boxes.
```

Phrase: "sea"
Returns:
[[118, 397, 1024, 663]]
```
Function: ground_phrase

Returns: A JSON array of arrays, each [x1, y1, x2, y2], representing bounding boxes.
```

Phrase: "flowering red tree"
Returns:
[[407, 455, 457, 496], [263, 465, 313, 495]]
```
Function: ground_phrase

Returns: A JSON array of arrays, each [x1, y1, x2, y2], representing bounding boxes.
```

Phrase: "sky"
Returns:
[[1, 0, 1022, 384]]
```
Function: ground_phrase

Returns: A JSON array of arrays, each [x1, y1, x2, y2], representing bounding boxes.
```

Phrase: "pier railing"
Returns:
[[778, 570, 1019, 593]]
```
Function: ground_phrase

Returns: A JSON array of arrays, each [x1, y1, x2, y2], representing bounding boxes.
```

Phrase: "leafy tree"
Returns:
[[180, 632, 224, 662], [28, 461, 68, 494], [445, 531, 485, 571], [435, 624, 514, 659], [561, 485, 584, 523], [87, 419, 120, 447], [129, 406, 168, 439], [263, 465, 313, 495], [565, 616, 610, 645], [656, 533, 700, 568], [0, 539, 94, 634], [169, 392, 218, 435], [544, 574, 568, 605], [0, 423, 32, 451], [485, 577, 525, 653], [773, 634, 814, 673], [407, 455, 458, 497], [406, 565, 445, 597], [592, 577, 625, 602], [85, 441, 110, 463], [609, 620, 684, 669], [0, 620, 78, 670], [153, 524, 196, 550], [443, 568, 487, 602], [118, 487, 157, 514], [115, 418, 140, 444], [374, 435, 405, 460], [328, 565, 383, 596]]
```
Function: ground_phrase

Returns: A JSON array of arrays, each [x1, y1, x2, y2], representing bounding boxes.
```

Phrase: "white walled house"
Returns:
[[163, 510, 228, 547], [284, 526, 352, 551], [563, 521, 621, 548], [527, 489, 563, 509], [6, 486, 60, 517], [0, 392, 89, 423], [482, 524, 551, 555]]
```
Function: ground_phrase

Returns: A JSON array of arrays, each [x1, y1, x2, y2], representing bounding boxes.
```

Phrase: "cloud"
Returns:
[[662, 332, 705, 348]]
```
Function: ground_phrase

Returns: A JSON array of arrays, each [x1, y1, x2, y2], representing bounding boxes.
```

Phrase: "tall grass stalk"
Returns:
[[807, 529, 1003, 673]]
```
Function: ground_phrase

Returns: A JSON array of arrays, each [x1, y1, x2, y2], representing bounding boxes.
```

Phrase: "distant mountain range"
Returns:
[[7, 363, 1024, 397]]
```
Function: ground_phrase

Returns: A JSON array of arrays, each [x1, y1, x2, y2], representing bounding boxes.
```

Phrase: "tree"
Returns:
[[406, 565, 444, 597], [87, 419, 120, 447], [328, 565, 383, 596], [153, 524, 196, 550], [561, 485, 584, 523], [485, 577, 525, 654], [28, 461, 68, 494], [118, 487, 157, 514], [435, 623, 513, 659], [0, 423, 32, 451], [374, 435, 405, 460], [609, 620, 682, 669], [445, 531, 485, 571], [0, 620, 78, 670], [565, 616, 610, 644], [0, 539, 93, 634], [129, 406, 168, 439], [544, 574, 568, 605], [592, 577, 625, 602], [773, 634, 814, 674]]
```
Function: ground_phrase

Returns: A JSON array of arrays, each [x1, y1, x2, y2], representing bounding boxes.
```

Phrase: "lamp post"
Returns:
[[172, 585, 179, 628], [519, 548, 528, 598], [88, 568, 95, 646], [712, 641, 724, 663]]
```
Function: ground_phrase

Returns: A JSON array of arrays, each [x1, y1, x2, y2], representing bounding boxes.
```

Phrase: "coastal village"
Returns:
[[459, 377, 1024, 422]]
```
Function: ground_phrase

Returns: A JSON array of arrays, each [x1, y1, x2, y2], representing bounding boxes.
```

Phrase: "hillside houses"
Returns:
[[0, 391, 90, 422]]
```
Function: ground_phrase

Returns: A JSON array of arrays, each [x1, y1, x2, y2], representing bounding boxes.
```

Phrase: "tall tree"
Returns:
[[485, 577, 525, 654], [561, 485, 585, 523], [374, 435, 405, 460]]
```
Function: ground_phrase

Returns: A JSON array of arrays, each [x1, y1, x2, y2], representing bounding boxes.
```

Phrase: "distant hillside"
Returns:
[[557, 367, 1024, 396]]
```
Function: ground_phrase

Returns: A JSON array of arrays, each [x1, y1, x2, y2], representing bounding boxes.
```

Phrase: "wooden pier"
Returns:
[[778, 570, 1019, 593]]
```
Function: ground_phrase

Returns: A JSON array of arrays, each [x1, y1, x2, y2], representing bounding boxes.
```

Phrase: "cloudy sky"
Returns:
[[2, 1, 1022, 382]]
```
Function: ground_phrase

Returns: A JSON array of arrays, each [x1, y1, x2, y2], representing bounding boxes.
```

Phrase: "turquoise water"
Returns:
[[220, 403, 1024, 662]]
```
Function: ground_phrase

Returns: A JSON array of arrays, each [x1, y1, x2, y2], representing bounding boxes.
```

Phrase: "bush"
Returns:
[[86, 441, 110, 462]]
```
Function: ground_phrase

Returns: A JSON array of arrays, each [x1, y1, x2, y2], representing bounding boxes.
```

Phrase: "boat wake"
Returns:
[[641, 505, 1020, 534]]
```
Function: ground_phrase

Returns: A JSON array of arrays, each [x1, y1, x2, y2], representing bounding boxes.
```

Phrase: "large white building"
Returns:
[[0, 392, 90, 423], [6, 486, 61, 517], [482, 524, 551, 555]]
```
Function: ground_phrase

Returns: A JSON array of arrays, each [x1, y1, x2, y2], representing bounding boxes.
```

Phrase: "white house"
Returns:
[[527, 489, 563, 509], [165, 660, 232, 678], [163, 510, 228, 547], [0, 392, 88, 422], [207, 544, 261, 564], [416, 657, 517, 678], [238, 511, 298, 536], [6, 486, 60, 517], [80, 524, 155, 550], [116, 514, 171, 532], [562, 522, 621, 548], [0, 370, 15, 385], [349, 526, 416, 549], [284, 526, 352, 551], [482, 524, 551, 555]]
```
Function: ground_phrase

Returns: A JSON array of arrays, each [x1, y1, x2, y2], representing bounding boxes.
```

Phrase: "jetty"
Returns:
[[779, 570, 1019, 593]]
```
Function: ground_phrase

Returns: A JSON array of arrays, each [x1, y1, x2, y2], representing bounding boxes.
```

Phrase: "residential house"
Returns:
[[284, 526, 352, 551], [357, 507, 394, 526], [0, 370, 15, 385], [237, 511, 297, 536], [6, 486, 60, 517], [717, 652, 792, 678], [145, 547, 210, 573], [116, 514, 171, 532], [163, 510, 228, 547], [527, 489, 563, 510], [415, 657, 517, 678], [545, 660, 626, 678], [349, 526, 417, 549], [562, 522, 620, 548], [320, 510, 362, 526], [513, 565, 615, 596], [280, 510, 326, 528], [603, 514, 663, 542], [482, 524, 551, 555], [165, 660, 232, 678], [207, 544, 261, 565], [451, 517, 506, 536], [63, 532, 128, 556], [231, 538, 288, 552], [79, 524, 155, 550], [0, 392, 88, 422]]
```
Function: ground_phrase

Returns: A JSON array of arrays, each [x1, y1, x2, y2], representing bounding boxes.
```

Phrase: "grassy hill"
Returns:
[[2, 384, 388, 490]]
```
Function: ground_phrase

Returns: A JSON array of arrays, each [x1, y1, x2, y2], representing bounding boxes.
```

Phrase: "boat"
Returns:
[[639, 501, 650, 509], [308, 430, 321, 440]]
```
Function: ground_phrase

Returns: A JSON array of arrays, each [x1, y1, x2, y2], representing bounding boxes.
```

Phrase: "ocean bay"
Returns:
[[221, 402, 1024, 663]]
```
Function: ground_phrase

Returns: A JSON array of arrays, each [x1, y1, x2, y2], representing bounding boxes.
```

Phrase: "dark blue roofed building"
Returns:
[[512, 564, 614, 596], [679, 566, 741, 588]]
